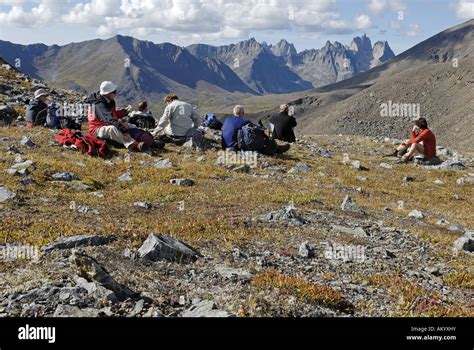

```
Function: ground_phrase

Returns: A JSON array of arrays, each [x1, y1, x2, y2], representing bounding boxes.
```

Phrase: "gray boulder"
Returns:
[[138, 234, 201, 263], [0, 186, 16, 203], [70, 251, 137, 302], [170, 178, 195, 187], [258, 206, 308, 226], [42, 234, 117, 253], [341, 195, 361, 212], [181, 300, 235, 317]]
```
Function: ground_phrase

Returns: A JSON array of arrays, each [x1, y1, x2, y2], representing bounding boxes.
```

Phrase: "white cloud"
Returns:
[[455, 0, 474, 19], [0, 0, 59, 27], [367, 0, 406, 14], [0, 0, 378, 41], [354, 14, 373, 29], [390, 20, 420, 37]]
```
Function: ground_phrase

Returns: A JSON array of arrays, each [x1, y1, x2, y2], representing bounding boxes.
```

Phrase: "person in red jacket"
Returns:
[[86, 81, 145, 152], [396, 118, 436, 163]]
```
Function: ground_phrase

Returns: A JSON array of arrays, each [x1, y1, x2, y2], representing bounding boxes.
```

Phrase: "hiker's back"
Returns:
[[166, 100, 195, 135]]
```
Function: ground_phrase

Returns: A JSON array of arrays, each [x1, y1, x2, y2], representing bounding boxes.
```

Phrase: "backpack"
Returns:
[[0, 105, 17, 126], [237, 123, 267, 152], [202, 113, 223, 130], [128, 112, 156, 129], [59, 117, 82, 131]]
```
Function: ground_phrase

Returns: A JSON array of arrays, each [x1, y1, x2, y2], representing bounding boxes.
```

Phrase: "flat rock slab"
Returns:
[[331, 225, 369, 238], [170, 178, 195, 187], [0, 186, 16, 203], [288, 162, 312, 173], [258, 207, 308, 226], [215, 265, 252, 281], [42, 235, 117, 253], [70, 251, 137, 302], [138, 234, 201, 263], [51, 172, 77, 182], [181, 300, 235, 318]]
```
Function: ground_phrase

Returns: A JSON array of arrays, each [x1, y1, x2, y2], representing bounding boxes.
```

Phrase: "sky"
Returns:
[[0, 0, 472, 55]]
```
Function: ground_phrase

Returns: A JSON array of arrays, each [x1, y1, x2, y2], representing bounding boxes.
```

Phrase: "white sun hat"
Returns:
[[100, 81, 118, 95]]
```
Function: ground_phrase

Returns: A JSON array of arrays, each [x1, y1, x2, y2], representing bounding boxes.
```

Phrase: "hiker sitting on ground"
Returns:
[[128, 101, 156, 129], [152, 93, 200, 144], [269, 104, 297, 143], [222, 105, 251, 151], [396, 118, 437, 163], [222, 105, 290, 155], [86, 81, 148, 152], [26, 89, 50, 127]]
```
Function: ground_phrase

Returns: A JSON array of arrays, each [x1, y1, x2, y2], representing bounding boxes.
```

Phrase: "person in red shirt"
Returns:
[[396, 118, 436, 163]]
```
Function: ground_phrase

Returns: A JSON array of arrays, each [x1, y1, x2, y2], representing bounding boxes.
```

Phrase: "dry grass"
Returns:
[[252, 270, 353, 313], [0, 128, 472, 316]]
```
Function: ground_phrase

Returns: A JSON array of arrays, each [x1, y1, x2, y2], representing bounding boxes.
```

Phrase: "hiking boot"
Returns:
[[127, 142, 146, 153], [275, 144, 291, 154]]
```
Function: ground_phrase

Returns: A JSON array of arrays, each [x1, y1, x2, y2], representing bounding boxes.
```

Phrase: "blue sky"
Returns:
[[0, 0, 472, 54]]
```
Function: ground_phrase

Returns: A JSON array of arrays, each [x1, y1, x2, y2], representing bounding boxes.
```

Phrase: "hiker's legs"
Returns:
[[404, 142, 425, 160], [97, 126, 135, 148]]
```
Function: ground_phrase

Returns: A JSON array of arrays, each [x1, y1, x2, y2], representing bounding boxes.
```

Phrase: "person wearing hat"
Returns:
[[86, 81, 146, 152], [26, 88, 50, 127], [268, 104, 297, 143]]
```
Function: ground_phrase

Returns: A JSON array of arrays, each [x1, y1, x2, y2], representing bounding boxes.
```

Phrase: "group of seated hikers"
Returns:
[[25, 81, 437, 162]]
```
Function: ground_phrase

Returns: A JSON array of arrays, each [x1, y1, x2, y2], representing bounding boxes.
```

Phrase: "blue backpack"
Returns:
[[237, 123, 267, 151], [202, 113, 223, 130]]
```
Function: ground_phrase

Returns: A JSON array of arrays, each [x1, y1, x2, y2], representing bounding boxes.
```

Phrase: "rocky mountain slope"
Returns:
[[0, 126, 472, 317], [252, 19, 474, 152], [0, 34, 393, 103]]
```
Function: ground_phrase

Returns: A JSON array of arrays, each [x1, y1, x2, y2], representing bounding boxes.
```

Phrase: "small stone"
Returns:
[[448, 224, 464, 232], [52, 172, 77, 182], [288, 162, 312, 173], [434, 179, 445, 185], [351, 160, 361, 170], [0, 186, 16, 203], [331, 225, 369, 238], [90, 192, 104, 198], [216, 265, 252, 281], [457, 177, 474, 185], [453, 236, 474, 253], [11, 160, 34, 169], [356, 176, 367, 181], [408, 210, 424, 219], [133, 202, 151, 209], [20, 178, 36, 186], [76, 206, 99, 215], [118, 172, 133, 182], [181, 300, 235, 318], [154, 159, 173, 169], [436, 219, 450, 226], [232, 165, 250, 173], [379, 162, 393, 169], [403, 176, 414, 182], [20, 136, 35, 148], [298, 241, 315, 258], [170, 178, 195, 187], [341, 195, 361, 212]]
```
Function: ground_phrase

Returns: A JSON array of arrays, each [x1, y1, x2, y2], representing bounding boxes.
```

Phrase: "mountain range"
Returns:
[[251, 19, 474, 151], [0, 35, 394, 102]]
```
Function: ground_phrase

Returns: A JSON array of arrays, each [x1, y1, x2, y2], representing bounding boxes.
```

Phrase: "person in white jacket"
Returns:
[[152, 93, 200, 144]]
